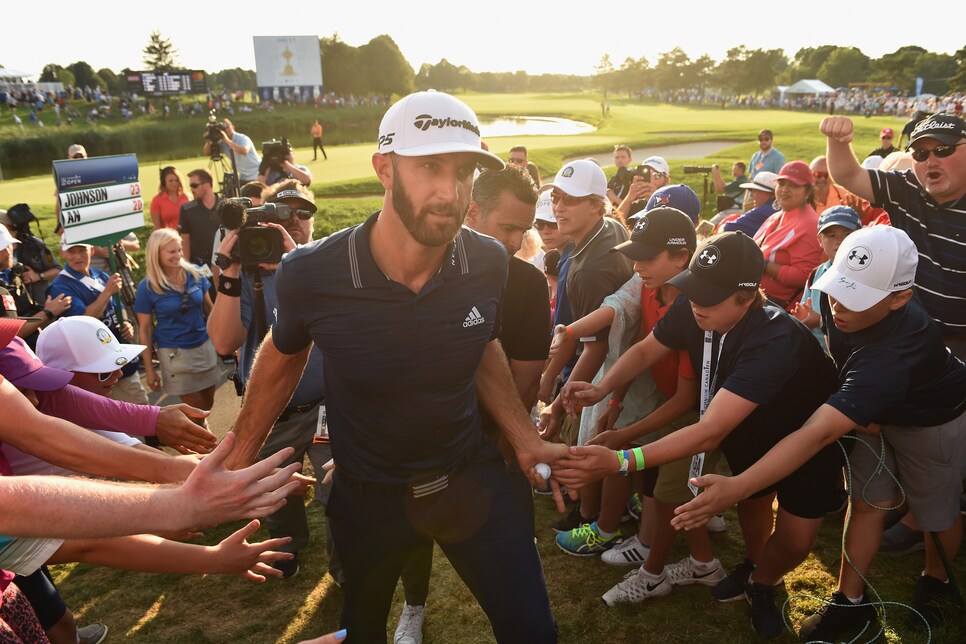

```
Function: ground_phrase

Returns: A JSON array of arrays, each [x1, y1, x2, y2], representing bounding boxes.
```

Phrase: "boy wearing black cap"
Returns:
[[554, 231, 843, 638], [673, 226, 966, 639]]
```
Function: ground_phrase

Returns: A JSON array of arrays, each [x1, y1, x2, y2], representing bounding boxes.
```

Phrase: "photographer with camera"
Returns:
[[207, 179, 339, 582], [202, 118, 261, 182], [47, 238, 149, 406], [616, 156, 671, 221], [0, 206, 62, 306], [257, 138, 313, 188]]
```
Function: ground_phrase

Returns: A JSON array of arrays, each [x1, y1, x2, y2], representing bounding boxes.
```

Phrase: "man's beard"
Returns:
[[392, 169, 468, 247]]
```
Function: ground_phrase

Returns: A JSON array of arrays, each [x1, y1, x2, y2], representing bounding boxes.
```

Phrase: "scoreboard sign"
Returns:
[[53, 154, 144, 247], [124, 70, 207, 96]]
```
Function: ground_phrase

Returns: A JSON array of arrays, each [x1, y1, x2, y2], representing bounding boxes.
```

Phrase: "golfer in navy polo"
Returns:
[[227, 91, 566, 643]]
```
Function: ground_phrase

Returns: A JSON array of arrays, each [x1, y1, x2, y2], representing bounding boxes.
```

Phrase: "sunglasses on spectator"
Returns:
[[189, 182, 203, 189], [97, 371, 116, 383], [71, 154, 86, 159], [550, 191, 591, 206], [180, 291, 190, 314], [812, 171, 830, 178], [758, 137, 771, 142], [509, 157, 526, 164], [909, 142, 965, 162], [534, 220, 558, 230]]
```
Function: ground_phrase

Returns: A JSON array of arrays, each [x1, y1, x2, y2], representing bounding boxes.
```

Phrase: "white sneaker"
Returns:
[[706, 513, 726, 533], [601, 568, 671, 606], [394, 603, 425, 644], [601, 534, 650, 567], [664, 557, 727, 586]]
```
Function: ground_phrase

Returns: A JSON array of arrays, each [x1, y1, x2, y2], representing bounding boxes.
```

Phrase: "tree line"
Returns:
[[23, 37, 966, 100]]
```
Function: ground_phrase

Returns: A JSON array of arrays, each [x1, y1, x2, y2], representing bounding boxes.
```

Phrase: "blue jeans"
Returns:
[[327, 441, 556, 643]]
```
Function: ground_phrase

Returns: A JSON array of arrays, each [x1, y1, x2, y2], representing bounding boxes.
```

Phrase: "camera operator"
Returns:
[[0, 224, 71, 342], [202, 118, 261, 182], [178, 170, 221, 269], [616, 156, 671, 221], [47, 238, 149, 405], [606, 144, 634, 207], [207, 179, 340, 582], [257, 140, 313, 188]]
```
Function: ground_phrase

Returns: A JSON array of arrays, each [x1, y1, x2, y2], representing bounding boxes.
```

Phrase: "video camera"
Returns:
[[683, 166, 714, 174], [5, 204, 57, 275], [205, 110, 227, 158], [261, 138, 291, 167], [216, 197, 311, 267]]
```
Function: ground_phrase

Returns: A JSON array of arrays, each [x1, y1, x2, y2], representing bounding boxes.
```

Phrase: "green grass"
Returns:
[[52, 483, 965, 643], [27, 94, 958, 642]]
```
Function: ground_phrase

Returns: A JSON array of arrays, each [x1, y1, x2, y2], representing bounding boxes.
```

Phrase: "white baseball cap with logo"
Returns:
[[642, 156, 670, 175], [539, 159, 607, 199], [812, 225, 918, 312], [36, 316, 145, 374], [534, 191, 556, 223], [376, 90, 504, 170]]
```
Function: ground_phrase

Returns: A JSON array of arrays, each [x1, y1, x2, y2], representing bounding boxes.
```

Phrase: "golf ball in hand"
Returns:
[[535, 463, 551, 480]]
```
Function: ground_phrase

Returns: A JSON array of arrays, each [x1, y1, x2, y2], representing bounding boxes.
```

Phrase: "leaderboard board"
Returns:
[[53, 154, 144, 247], [125, 70, 207, 96]]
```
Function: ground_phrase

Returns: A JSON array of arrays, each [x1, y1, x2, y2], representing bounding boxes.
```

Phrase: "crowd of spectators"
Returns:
[[0, 90, 963, 644]]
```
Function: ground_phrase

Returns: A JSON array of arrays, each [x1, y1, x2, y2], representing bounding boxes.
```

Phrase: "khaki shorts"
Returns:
[[157, 341, 220, 396], [652, 409, 722, 505], [111, 371, 149, 405], [561, 414, 580, 448]]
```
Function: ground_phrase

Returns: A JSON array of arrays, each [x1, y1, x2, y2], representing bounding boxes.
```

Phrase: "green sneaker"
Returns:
[[555, 521, 622, 557], [626, 492, 643, 521]]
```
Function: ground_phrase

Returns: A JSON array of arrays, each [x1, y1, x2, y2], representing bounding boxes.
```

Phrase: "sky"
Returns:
[[1, 1, 961, 80]]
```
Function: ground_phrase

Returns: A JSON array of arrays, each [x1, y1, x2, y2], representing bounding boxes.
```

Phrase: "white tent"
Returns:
[[784, 79, 836, 95]]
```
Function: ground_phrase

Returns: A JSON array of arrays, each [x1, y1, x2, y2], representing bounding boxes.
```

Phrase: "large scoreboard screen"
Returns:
[[125, 71, 207, 95]]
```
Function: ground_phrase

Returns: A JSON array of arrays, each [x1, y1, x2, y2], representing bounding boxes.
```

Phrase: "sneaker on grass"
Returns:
[[394, 603, 425, 644], [706, 513, 726, 533], [601, 568, 671, 606], [665, 557, 726, 586], [77, 622, 109, 644], [626, 492, 642, 521], [555, 521, 621, 557], [911, 574, 955, 629], [712, 557, 755, 602], [746, 579, 784, 639], [798, 591, 877, 641], [601, 535, 650, 567]]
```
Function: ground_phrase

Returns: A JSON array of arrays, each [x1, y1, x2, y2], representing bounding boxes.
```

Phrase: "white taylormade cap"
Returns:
[[376, 90, 504, 170], [534, 191, 556, 223], [37, 316, 145, 374], [812, 225, 918, 312], [539, 159, 607, 199]]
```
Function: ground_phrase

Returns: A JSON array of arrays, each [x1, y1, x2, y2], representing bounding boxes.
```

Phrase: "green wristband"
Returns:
[[631, 447, 645, 471]]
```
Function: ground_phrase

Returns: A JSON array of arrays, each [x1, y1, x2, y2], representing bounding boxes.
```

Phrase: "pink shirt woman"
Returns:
[[150, 166, 189, 230], [753, 161, 823, 308]]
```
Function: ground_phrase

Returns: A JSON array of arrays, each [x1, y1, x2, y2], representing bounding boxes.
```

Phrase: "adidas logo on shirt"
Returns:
[[463, 306, 485, 328]]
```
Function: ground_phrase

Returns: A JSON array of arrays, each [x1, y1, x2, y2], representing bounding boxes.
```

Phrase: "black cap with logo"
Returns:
[[908, 114, 966, 147], [666, 231, 764, 307], [612, 207, 697, 261]]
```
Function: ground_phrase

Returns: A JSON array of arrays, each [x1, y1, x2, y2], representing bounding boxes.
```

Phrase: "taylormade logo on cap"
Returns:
[[696, 246, 720, 268], [412, 114, 480, 135], [375, 90, 504, 169]]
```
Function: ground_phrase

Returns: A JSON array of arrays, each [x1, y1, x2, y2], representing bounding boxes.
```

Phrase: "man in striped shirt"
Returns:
[[821, 113, 966, 360]]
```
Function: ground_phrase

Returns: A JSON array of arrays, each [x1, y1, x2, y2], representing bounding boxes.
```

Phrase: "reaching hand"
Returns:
[[156, 404, 217, 454], [551, 444, 620, 488], [587, 427, 628, 450], [178, 432, 302, 528], [537, 399, 564, 440], [670, 473, 742, 532], [44, 294, 72, 317], [209, 519, 294, 581], [596, 406, 621, 435], [560, 380, 603, 417]]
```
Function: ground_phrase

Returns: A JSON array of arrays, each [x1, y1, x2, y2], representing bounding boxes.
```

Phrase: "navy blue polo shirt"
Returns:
[[821, 293, 966, 428], [868, 169, 966, 336], [273, 212, 508, 485], [653, 297, 838, 475]]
